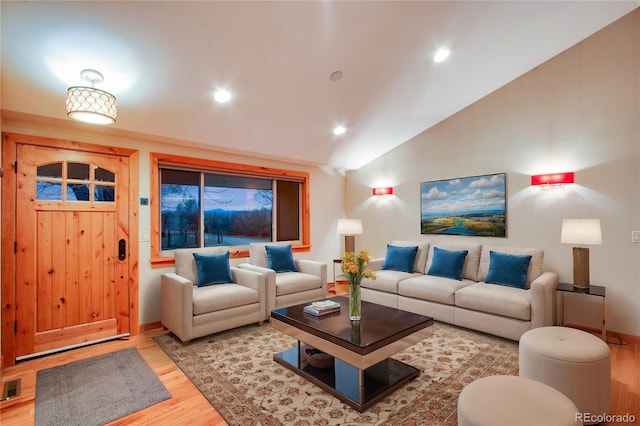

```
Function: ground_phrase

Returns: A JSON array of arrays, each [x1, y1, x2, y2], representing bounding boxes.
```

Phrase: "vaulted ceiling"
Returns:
[[2, 1, 638, 170]]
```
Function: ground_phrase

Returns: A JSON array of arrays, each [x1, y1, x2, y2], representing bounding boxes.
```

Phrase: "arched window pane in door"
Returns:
[[95, 185, 115, 202], [37, 163, 63, 179], [36, 182, 63, 200], [67, 184, 90, 201], [95, 167, 115, 182], [68, 162, 90, 180]]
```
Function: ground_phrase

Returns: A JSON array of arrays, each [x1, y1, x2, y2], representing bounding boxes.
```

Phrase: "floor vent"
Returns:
[[2, 379, 21, 400]]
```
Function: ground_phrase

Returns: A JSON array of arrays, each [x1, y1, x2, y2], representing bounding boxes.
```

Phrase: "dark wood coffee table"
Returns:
[[270, 296, 434, 412]]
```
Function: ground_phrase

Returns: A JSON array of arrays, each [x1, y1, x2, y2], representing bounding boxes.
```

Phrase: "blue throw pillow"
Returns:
[[485, 251, 532, 289], [193, 251, 233, 287], [266, 244, 298, 273], [427, 247, 468, 281], [382, 244, 418, 273]]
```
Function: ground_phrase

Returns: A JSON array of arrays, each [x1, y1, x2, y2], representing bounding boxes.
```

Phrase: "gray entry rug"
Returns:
[[154, 322, 519, 425], [35, 347, 171, 426]]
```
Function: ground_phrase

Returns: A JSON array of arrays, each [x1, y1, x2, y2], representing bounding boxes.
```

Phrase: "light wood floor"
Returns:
[[0, 328, 226, 426], [1, 326, 638, 425]]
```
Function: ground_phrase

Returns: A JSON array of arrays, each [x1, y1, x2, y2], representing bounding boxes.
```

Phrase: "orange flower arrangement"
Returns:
[[341, 250, 376, 320]]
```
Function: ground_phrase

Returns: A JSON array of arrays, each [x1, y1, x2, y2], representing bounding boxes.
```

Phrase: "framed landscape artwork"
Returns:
[[420, 172, 506, 237]]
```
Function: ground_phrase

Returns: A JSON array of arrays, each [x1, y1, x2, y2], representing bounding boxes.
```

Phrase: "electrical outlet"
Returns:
[[140, 231, 150, 242], [632, 231, 640, 243]]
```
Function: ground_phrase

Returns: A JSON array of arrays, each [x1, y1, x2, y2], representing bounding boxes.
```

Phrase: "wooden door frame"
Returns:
[[1, 132, 140, 365]]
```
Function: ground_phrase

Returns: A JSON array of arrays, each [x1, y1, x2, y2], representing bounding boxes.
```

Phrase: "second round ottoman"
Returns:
[[457, 375, 581, 426], [519, 326, 610, 423]]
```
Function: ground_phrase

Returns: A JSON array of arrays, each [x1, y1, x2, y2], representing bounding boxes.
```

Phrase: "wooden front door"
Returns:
[[14, 144, 131, 359]]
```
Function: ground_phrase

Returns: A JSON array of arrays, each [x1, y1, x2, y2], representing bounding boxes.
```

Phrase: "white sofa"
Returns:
[[161, 246, 267, 344], [360, 241, 558, 341], [239, 242, 327, 313]]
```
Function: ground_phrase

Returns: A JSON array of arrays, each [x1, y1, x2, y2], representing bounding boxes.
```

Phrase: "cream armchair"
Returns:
[[238, 242, 327, 314], [161, 246, 267, 344]]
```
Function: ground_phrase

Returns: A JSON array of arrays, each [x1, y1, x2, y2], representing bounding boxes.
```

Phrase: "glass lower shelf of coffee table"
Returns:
[[273, 342, 419, 412]]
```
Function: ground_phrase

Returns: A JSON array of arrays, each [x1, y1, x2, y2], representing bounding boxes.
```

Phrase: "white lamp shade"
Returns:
[[561, 219, 602, 245], [66, 86, 117, 125], [336, 219, 362, 236]]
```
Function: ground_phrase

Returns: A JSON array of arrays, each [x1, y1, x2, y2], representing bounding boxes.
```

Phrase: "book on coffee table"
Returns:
[[304, 302, 340, 317], [310, 300, 340, 311]]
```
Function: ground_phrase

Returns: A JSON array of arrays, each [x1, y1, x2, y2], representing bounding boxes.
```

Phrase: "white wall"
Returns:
[[346, 10, 640, 336], [1, 117, 346, 326]]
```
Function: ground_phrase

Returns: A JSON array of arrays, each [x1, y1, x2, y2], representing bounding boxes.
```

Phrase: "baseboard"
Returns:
[[140, 321, 163, 332], [563, 323, 639, 345]]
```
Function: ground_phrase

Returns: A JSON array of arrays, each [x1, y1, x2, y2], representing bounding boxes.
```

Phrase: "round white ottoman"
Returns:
[[457, 375, 581, 426], [519, 326, 610, 424]]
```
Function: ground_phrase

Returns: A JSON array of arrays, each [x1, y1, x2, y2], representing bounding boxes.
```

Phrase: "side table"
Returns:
[[555, 282, 606, 341]]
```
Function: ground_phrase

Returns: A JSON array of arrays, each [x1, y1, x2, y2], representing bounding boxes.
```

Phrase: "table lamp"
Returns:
[[336, 219, 362, 254], [560, 219, 602, 288]]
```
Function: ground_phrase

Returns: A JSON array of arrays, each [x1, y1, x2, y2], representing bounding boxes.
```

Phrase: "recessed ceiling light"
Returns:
[[434, 48, 450, 63], [213, 88, 231, 103], [333, 125, 346, 136]]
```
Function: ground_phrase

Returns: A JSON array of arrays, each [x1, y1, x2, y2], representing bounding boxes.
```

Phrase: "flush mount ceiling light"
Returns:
[[214, 88, 232, 103], [333, 125, 347, 136], [434, 48, 450, 63], [66, 69, 117, 125]]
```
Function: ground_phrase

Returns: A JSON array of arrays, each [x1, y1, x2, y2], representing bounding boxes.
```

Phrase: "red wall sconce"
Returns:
[[531, 172, 574, 186], [372, 186, 394, 196]]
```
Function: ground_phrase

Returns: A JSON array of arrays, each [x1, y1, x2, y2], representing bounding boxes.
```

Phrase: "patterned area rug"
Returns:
[[154, 322, 518, 425]]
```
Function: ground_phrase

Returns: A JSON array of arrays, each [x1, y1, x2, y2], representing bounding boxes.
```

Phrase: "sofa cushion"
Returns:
[[426, 244, 482, 281], [427, 247, 468, 281], [174, 246, 230, 284], [478, 246, 544, 286], [193, 251, 233, 287], [266, 243, 298, 273], [391, 240, 430, 273], [192, 283, 259, 315], [275, 272, 321, 296], [383, 244, 418, 273], [399, 275, 474, 305], [485, 251, 531, 289], [455, 282, 531, 321], [361, 270, 419, 294]]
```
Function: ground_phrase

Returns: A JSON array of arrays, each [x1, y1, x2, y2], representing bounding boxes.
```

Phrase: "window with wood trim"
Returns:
[[150, 153, 310, 265]]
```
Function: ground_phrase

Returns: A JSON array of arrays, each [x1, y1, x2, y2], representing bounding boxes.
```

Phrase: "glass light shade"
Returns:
[[372, 187, 394, 195], [66, 86, 117, 125], [336, 219, 362, 236], [531, 172, 574, 185], [561, 219, 602, 245]]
